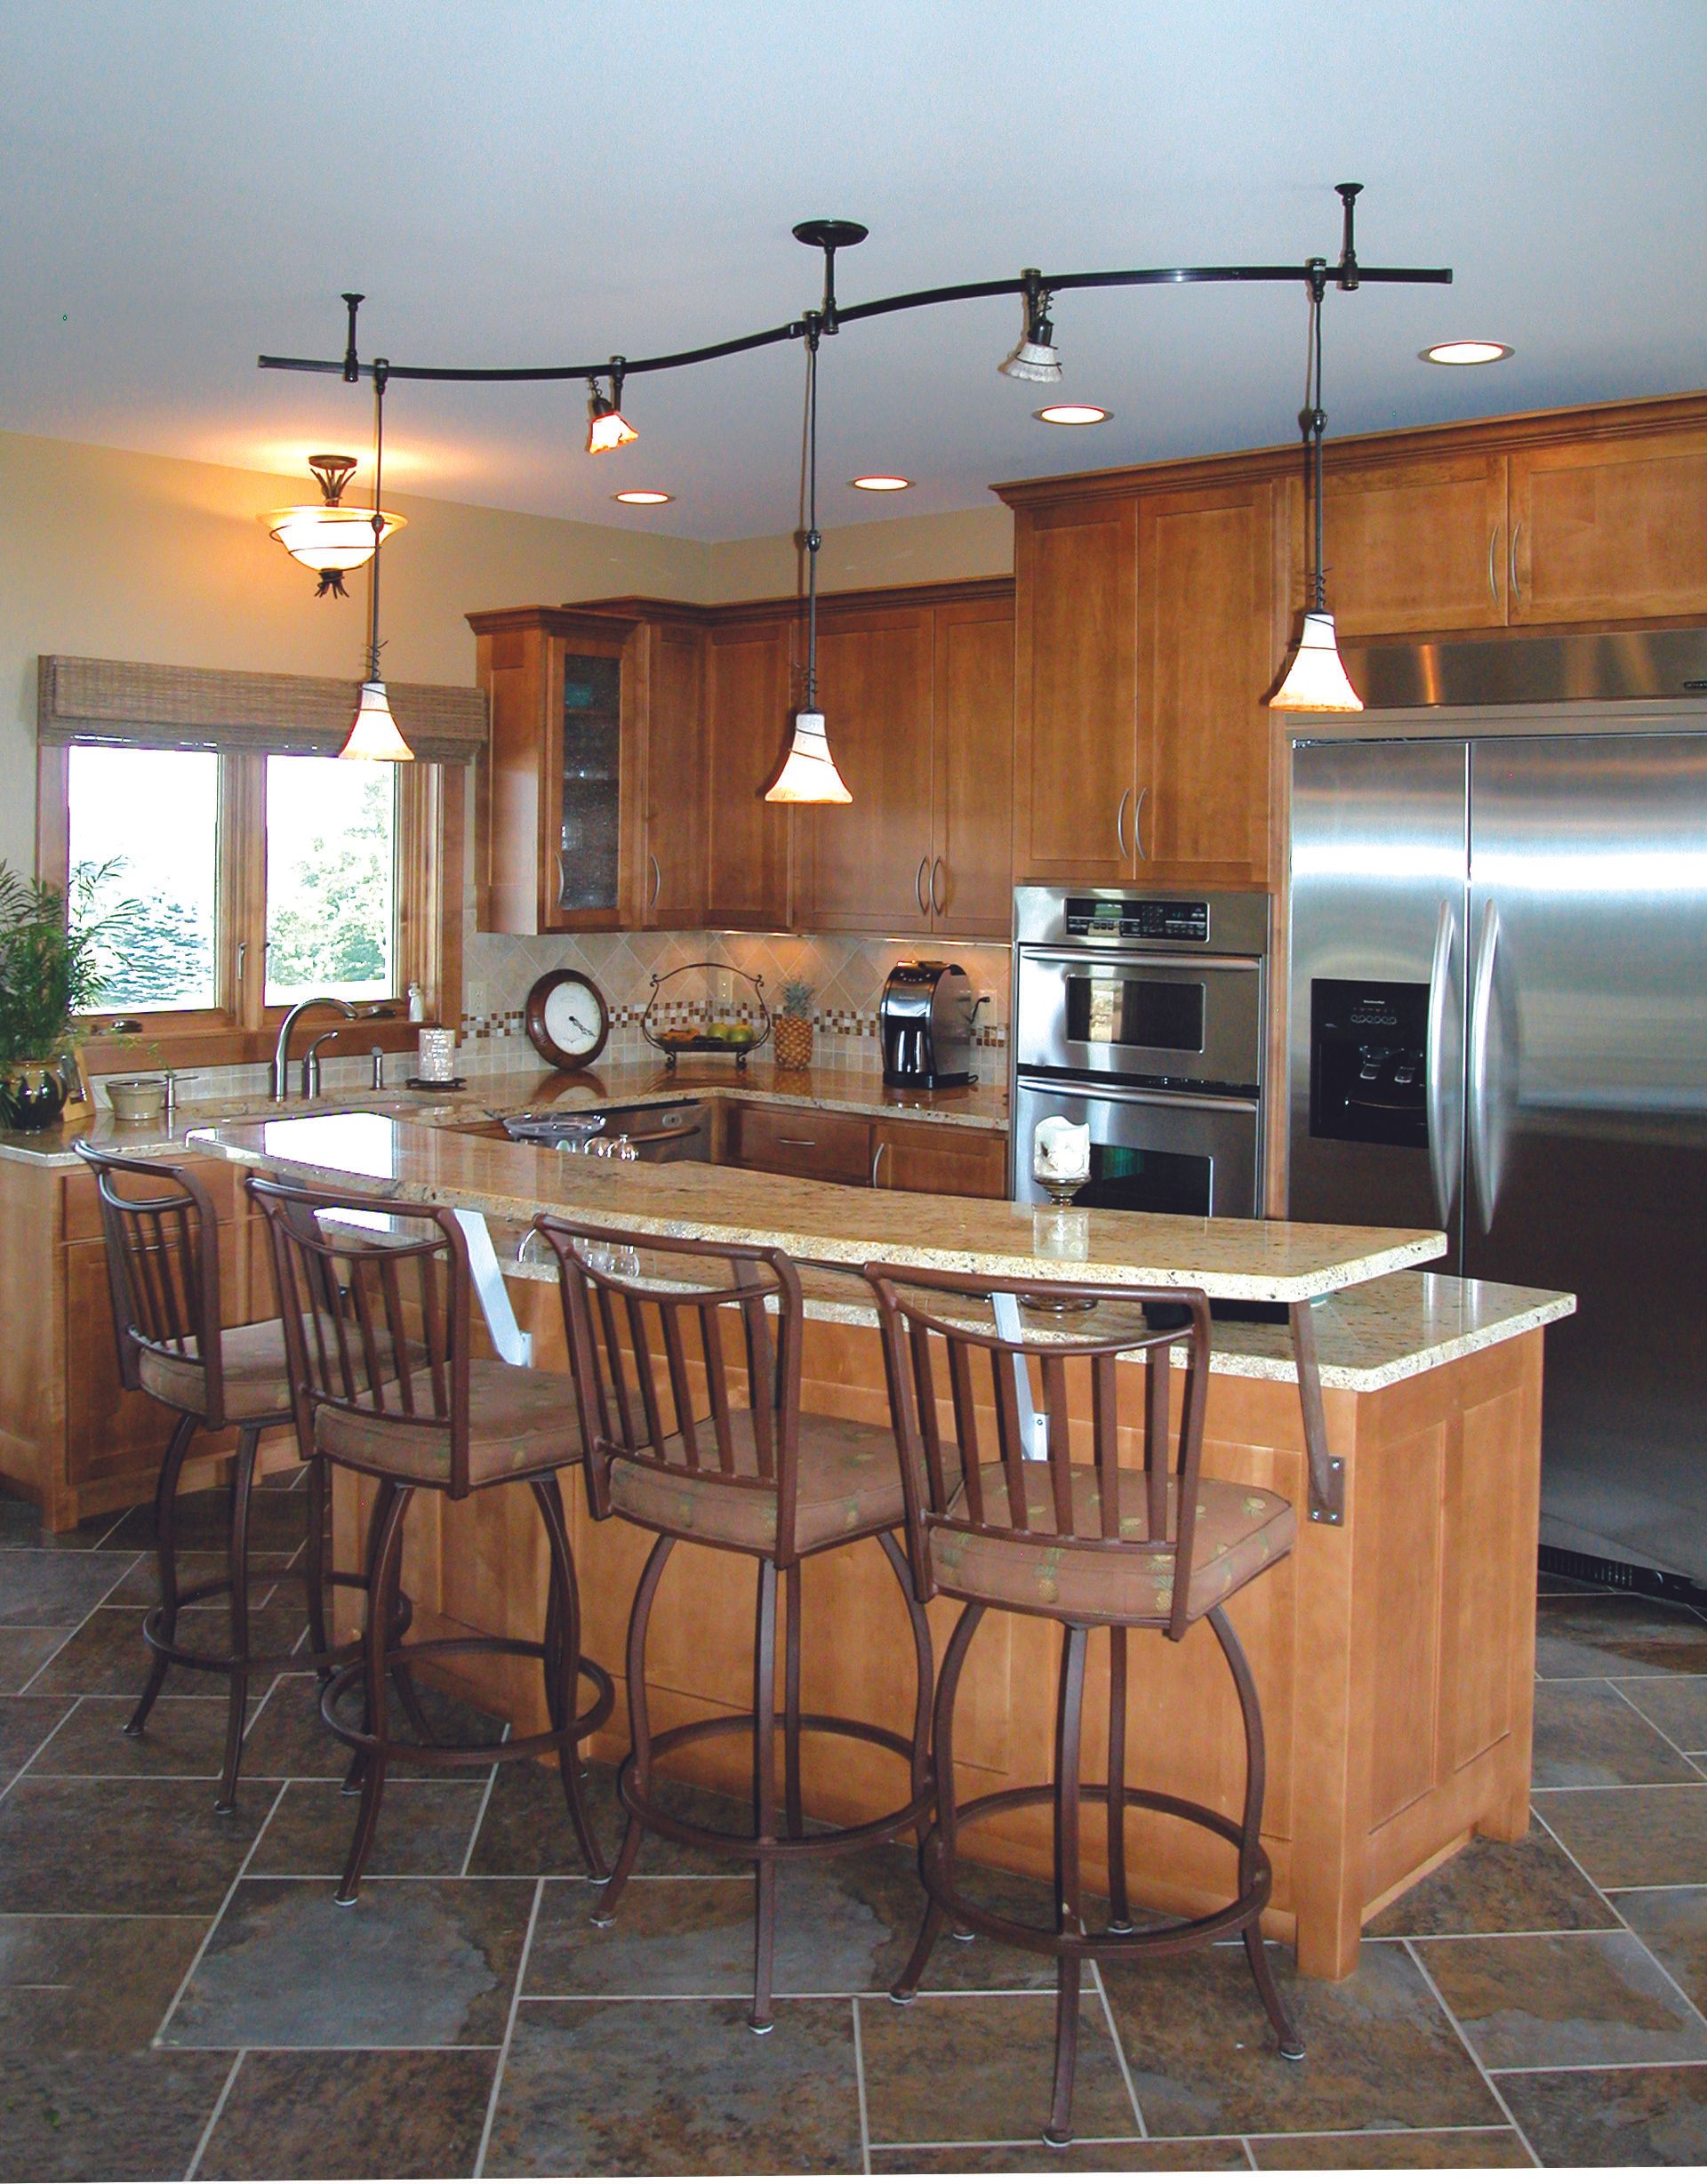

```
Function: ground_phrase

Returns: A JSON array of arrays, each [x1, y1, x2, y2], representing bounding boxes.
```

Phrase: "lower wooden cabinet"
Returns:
[[871, 1117, 1007, 1199], [726, 1102, 1009, 1199], [726, 1104, 872, 1186]]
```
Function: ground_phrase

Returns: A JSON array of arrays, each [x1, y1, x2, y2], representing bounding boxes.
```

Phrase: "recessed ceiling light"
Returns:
[[612, 489, 674, 505], [1422, 341, 1514, 366], [850, 474, 911, 492], [1036, 404, 1110, 426]]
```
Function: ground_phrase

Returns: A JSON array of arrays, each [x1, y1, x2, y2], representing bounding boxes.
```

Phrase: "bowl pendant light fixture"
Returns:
[[585, 358, 638, 454], [261, 452, 405, 596], [998, 270, 1062, 383], [765, 318, 852, 805], [1271, 256, 1363, 714], [339, 354, 414, 762]]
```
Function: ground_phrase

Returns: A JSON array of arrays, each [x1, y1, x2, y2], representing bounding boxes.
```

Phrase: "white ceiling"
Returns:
[[4, 0, 1703, 542]]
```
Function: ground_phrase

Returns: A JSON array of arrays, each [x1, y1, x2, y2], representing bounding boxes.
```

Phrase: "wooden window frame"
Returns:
[[36, 744, 464, 1073]]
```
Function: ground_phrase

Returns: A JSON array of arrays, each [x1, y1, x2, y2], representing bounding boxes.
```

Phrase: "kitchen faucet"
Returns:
[[272, 997, 395, 1100]]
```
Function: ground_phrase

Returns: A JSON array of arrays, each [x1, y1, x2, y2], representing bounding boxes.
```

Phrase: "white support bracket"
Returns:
[[1288, 1297, 1345, 1525], [991, 1289, 1048, 1462], [453, 1208, 533, 1368]]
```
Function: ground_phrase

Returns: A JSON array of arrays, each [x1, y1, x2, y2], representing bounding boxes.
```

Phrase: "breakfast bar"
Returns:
[[188, 1109, 1574, 1978]]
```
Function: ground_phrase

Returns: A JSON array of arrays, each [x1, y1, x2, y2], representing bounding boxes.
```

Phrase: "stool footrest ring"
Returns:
[[319, 1639, 613, 1767]]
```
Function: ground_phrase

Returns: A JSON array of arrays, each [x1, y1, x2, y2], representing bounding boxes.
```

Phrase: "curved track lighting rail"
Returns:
[[258, 184, 1450, 389]]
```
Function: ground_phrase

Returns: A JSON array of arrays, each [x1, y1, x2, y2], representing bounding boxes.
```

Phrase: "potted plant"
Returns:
[[0, 862, 125, 1131], [773, 978, 815, 1071]]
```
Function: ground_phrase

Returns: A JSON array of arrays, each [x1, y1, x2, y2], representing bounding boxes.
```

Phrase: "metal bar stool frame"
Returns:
[[76, 1144, 387, 1814], [250, 1175, 613, 1904], [866, 1263, 1303, 2148], [535, 1216, 934, 2035]]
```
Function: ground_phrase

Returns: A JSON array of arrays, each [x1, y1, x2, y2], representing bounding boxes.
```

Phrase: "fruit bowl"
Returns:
[[640, 963, 771, 1071]]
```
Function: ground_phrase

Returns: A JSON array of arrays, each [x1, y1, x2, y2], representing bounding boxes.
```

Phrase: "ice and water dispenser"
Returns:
[[1308, 980, 1430, 1150]]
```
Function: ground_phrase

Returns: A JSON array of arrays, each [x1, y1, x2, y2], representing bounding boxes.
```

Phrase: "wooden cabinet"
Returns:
[[1324, 450, 1511, 635], [1013, 495, 1139, 887], [1508, 426, 1707, 624], [1135, 477, 1288, 886], [469, 605, 706, 935], [727, 1104, 872, 1186], [796, 585, 1014, 939], [702, 616, 794, 931], [871, 1118, 1007, 1199]]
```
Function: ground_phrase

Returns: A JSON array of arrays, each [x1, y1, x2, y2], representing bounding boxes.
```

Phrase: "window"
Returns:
[[43, 743, 459, 1064], [263, 757, 398, 1006]]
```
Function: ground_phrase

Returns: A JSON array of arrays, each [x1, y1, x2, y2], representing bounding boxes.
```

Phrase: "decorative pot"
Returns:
[[773, 1015, 813, 1070], [0, 1061, 68, 1133]]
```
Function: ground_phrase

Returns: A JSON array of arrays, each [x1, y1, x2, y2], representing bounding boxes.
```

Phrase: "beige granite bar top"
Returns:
[[187, 1109, 1447, 1303], [0, 1061, 1006, 1169]]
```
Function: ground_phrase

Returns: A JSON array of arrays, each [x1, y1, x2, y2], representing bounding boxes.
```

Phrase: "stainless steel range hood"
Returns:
[[1340, 626, 1707, 711]]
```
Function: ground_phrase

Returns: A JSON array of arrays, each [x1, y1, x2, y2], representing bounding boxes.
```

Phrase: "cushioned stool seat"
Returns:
[[316, 1359, 583, 1486], [138, 1317, 294, 1423]]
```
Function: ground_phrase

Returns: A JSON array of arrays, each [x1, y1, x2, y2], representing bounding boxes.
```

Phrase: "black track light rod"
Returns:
[[260, 185, 1448, 388]]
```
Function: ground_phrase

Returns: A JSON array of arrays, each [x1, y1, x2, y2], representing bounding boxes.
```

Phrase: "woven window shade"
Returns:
[[38, 654, 486, 765]]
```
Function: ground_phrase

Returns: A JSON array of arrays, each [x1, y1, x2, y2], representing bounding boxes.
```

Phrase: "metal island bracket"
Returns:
[[1288, 1298, 1345, 1525]]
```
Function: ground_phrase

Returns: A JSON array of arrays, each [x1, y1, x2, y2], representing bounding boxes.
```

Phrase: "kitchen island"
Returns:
[[184, 1110, 1574, 1978]]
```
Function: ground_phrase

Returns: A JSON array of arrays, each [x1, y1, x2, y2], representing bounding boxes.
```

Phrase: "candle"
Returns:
[[1033, 1115, 1090, 1184], [417, 1027, 457, 1083]]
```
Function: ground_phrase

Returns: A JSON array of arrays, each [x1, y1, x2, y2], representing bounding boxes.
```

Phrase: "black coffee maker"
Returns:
[[878, 960, 977, 1088]]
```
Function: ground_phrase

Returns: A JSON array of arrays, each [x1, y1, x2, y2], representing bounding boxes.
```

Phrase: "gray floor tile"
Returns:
[[1614, 1885, 1707, 2015], [239, 1670, 506, 1781], [1365, 1824, 1616, 1939], [1617, 1674, 1707, 1754], [1246, 2126, 1531, 2168], [28, 1694, 244, 1779], [860, 1989, 1139, 2147], [1498, 2061, 1707, 2165], [197, 2046, 497, 2180], [1531, 1678, 1700, 1787], [872, 2141, 1250, 2172], [160, 1875, 534, 2049], [0, 2050, 233, 2182], [1100, 1937, 1501, 2138], [1417, 1929, 1707, 2069], [1535, 1784, 1707, 1891], [1535, 1594, 1707, 1680], [0, 1696, 72, 1783], [100, 1485, 312, 1558], [483, 1995, 862, 2175], [23, 1600, 309, 1698], [0, 1777, 265, 1915], [0, 1913, 206, 2052], [247, 1778, 485, 1879], [0, 1496, 127, 1554], [0, 1629, 73, 1695], [0, 1550, 138, 1627], [102, 1548, 292, 1609]]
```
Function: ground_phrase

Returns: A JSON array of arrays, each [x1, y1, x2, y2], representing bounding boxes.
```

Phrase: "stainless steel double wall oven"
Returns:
[[1011, 886, 1270, 1216]]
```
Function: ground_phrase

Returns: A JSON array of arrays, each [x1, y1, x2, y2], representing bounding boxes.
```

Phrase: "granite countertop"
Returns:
[[186, 1108, 1447, 1303], [0, 1060, 1008, 1169]]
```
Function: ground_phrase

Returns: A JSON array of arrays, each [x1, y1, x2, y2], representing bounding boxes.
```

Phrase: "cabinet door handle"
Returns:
[[554, 849, 568, 904], [870, 1138, 888, 1187], [777, 1135, 817, 1147], [1133, 786, 1150, 862], [649, 851, 661, 911], [915, 856, 928, 913], [1116, 788, 1131, 861], [1509, 519, 1523, 607], [1487, 520, 1503, 609], [930, 856, 945, 916]]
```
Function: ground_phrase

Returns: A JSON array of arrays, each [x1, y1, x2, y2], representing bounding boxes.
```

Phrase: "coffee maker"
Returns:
[[878, 960, 978, 1088]]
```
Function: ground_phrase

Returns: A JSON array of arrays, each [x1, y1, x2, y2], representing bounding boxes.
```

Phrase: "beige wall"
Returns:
[[0, 430, 1016, 881]]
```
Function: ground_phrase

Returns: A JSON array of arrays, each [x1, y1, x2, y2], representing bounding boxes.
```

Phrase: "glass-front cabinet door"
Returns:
[[555, 651, 623, 917]]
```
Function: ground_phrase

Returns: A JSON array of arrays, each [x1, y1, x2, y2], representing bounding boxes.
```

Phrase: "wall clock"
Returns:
[[524, 970, 610, 1071]]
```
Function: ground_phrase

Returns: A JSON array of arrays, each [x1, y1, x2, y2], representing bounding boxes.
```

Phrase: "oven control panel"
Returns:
[[1064, 896, 1209, 943]]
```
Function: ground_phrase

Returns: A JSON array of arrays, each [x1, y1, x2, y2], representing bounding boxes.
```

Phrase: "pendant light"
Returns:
[[339, 357, 415, 762], [765, 322, 852, 804], [261, 453, 405, 596], [1271, 264, 1363, 713], [998, 270, 1062, 384], [585, 358, 638, 454]]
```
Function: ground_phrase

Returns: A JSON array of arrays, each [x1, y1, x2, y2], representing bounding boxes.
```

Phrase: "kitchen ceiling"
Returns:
[[3, 0, 1702, 543]]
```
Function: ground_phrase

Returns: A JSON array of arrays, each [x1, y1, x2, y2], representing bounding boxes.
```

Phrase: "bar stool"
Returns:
[[535, 1217, 934, 2034], [249, 1176, 613, 1903], [76, 1144, 365, 1813], [865, 1264, 1303, 2148]]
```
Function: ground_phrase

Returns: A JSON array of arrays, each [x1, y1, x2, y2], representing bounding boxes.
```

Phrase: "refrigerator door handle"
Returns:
[[1425, 897, 1463, 1230], [1467, 896, 1503, 1233]]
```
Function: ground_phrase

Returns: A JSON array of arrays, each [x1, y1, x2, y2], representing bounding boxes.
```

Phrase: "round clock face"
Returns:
[[525, 970, 609, 1072]]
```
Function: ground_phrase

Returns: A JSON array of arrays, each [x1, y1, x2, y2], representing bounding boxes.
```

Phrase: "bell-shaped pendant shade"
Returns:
[[262, 503, 405, 578], [764, 710, 852, 804], [1270, 609, 1365, 713], [586, 392, 638, 455], [998, 336, 1063, 385], [340, 678, 416, 762]]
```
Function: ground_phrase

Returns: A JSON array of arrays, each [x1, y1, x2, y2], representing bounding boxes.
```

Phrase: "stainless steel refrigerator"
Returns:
[[1286, 630, 1707, 1583]]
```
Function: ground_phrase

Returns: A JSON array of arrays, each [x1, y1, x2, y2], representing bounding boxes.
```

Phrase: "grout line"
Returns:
[[0, 1696, 83, 1807], [1607, 1680, 1707, 1781], [460, 1722, 509, 1879], [472, 1874, 543, 2180], [1529, 1779, 1707, 1794], [851, 1995, 872, 2177], [182, 2047, 246, 2181], [1089, 1955, 1147, 2139], [151, 1779, 289, 2050], [12, 1625, 91, 1699], [1401, 1936, 1543, 2166], [1603, 1882, 1707, 1895], [1489, 2057, 1707, 2077], [90, 1506, 142, 1549], [1238, 2133, 1258, 2168], [1526, 1799, 1635, 1924]]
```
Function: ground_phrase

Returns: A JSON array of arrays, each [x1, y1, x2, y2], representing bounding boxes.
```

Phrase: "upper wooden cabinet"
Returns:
[[1323, 449, 1511, 635], [1012, 496, 1139, 887], [794, 584, 1014, 938], [469, 604, 702, 935], [1507, 425, 1707, 624], [702, 614, 794, 931]]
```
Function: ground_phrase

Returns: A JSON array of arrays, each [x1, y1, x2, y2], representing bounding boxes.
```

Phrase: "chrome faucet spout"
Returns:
[[272, 996, 358, 1102]]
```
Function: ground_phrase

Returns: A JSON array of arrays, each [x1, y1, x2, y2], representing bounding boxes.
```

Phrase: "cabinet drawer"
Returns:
[[730, 1104, 872, 1185], [872, 1120, 1009, 1200], [62, 1156, 239, 1243]]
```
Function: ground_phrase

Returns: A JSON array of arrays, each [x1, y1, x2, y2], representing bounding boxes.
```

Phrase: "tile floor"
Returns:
[[4, 1484, 1707, 2176]]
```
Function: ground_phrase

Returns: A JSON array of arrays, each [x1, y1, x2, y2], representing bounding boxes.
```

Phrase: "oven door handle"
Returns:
[[1014, 1078, 1258, 1117], [1015, 950, 1263, 976]]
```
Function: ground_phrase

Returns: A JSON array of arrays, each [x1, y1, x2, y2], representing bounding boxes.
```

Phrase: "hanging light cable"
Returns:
[[1270, 265, 1363, 713], [339, 356, 415, 761], [765, 321, 852, 804]]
